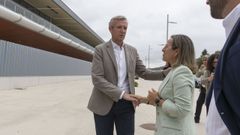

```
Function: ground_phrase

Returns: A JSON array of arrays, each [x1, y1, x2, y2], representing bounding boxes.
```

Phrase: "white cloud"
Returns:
[[62, 0, 225, 68]]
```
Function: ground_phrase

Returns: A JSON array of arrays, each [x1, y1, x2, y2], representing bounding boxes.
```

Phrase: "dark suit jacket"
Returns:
[[206, 17, 240, 134], [88, 41, 168, 115]]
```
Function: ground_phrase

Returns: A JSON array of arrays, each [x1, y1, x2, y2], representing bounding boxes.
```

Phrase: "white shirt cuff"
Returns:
[[120, 91, 125, 99]]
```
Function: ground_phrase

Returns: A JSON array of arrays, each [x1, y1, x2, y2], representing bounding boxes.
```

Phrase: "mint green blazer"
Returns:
[[155, 65, 196, 135]]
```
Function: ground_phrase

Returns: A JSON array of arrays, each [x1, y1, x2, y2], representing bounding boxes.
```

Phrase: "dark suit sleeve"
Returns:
[[224, 40, 240, 123]]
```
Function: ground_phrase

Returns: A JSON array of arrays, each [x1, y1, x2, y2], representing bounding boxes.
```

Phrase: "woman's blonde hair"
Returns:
[[170, 34, 197, 73]]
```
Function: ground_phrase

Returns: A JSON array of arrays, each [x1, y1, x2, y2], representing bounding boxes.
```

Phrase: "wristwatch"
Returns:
[[155, 98, 160, 106]]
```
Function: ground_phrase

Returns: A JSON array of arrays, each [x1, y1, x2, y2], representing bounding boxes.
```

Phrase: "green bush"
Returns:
[[134, 81, 138, 87]]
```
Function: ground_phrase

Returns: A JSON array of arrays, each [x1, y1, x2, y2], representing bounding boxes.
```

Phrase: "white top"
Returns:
[[223, 4, 240, 37], [206, 92, 230, 135], [206, 3, 240, 135], [111, 40, 130, 99]]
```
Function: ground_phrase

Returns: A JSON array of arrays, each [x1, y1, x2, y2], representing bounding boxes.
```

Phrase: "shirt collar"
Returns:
[[111, 40, 124, 50], [223, 3, 240, 37]]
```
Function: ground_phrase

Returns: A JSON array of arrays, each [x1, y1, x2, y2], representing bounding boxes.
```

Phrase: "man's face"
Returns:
[[109, 20, 128, 45], [207, 0, 228, 19]]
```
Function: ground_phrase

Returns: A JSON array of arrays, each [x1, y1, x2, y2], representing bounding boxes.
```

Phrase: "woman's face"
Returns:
[[202, 57, 208, 66], [162, 38, 178, 65], [213, 58, 218, 68]]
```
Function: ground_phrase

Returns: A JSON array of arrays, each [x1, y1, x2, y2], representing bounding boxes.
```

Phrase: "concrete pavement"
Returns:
[[0, 76, 206, 135]]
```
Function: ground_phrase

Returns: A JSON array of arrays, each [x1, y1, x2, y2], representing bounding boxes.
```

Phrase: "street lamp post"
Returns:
[[166, 14, 177, 42]]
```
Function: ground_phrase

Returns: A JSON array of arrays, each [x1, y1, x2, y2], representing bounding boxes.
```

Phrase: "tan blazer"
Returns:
[[155, 65, 195, 135], [88, 41, 168, 115]]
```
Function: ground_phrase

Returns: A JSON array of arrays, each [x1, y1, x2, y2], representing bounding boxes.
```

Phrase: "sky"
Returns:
[[62, 0, 226, 67]]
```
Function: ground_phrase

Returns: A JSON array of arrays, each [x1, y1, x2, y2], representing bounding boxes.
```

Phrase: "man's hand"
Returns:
[[123, 93, 140, 106], [129, 94, 148, 104]]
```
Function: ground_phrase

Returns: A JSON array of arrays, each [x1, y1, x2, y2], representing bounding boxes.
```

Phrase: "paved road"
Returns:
[[0, 76, 206, 135]]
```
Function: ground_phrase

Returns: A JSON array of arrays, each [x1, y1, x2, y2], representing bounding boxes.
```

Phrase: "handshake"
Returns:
[[123, 88, 163, 106]]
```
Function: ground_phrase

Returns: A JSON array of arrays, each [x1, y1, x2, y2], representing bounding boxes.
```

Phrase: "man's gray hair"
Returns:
[[109, 15, 127, 28]]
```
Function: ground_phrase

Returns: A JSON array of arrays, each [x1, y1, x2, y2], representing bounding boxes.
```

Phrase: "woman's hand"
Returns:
[[147, 88, 159, 106], [208, 73, 214, 82]]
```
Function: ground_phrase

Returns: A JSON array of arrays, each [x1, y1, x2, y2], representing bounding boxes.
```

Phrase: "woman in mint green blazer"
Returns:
[[133, 34, 196, 135]]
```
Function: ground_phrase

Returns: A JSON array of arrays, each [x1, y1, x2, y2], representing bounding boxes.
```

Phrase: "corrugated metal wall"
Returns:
[[0, 40, 91, 76]]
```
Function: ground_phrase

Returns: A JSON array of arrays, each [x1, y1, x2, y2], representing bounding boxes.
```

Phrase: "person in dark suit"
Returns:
[[205, 0, 240, 134], [87, 15, 169, 135]]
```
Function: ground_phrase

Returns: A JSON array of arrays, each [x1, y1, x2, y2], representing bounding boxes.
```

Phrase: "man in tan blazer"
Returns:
[[87, 15, 168, 135]]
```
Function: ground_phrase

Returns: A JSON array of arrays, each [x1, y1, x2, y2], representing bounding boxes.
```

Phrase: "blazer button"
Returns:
[[220, 112, 224, 115]]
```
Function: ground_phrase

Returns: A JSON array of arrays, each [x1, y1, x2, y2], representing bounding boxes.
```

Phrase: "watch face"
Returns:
[[155, 98, 160, 104]]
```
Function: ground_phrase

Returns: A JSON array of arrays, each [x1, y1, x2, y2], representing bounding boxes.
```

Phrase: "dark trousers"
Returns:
[[94, 99, 134, 135], [194, 86, 206, 122]]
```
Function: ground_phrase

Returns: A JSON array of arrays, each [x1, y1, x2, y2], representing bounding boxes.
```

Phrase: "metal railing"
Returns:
[[0, 0, 94, 50]]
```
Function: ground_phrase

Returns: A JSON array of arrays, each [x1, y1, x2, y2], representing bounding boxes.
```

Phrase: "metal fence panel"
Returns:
[[0, 40, 91, 76]]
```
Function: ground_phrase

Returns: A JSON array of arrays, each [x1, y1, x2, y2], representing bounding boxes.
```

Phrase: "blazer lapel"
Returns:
[[220, 17, 240, 79], [159, 69, 173, 93], [207, 18, 240, 108], [106, 41, 118, 74]]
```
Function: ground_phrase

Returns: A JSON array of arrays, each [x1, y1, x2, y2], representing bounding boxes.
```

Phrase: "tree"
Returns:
[[196, 49, 209, 69], [202, 49, 208, 56]]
